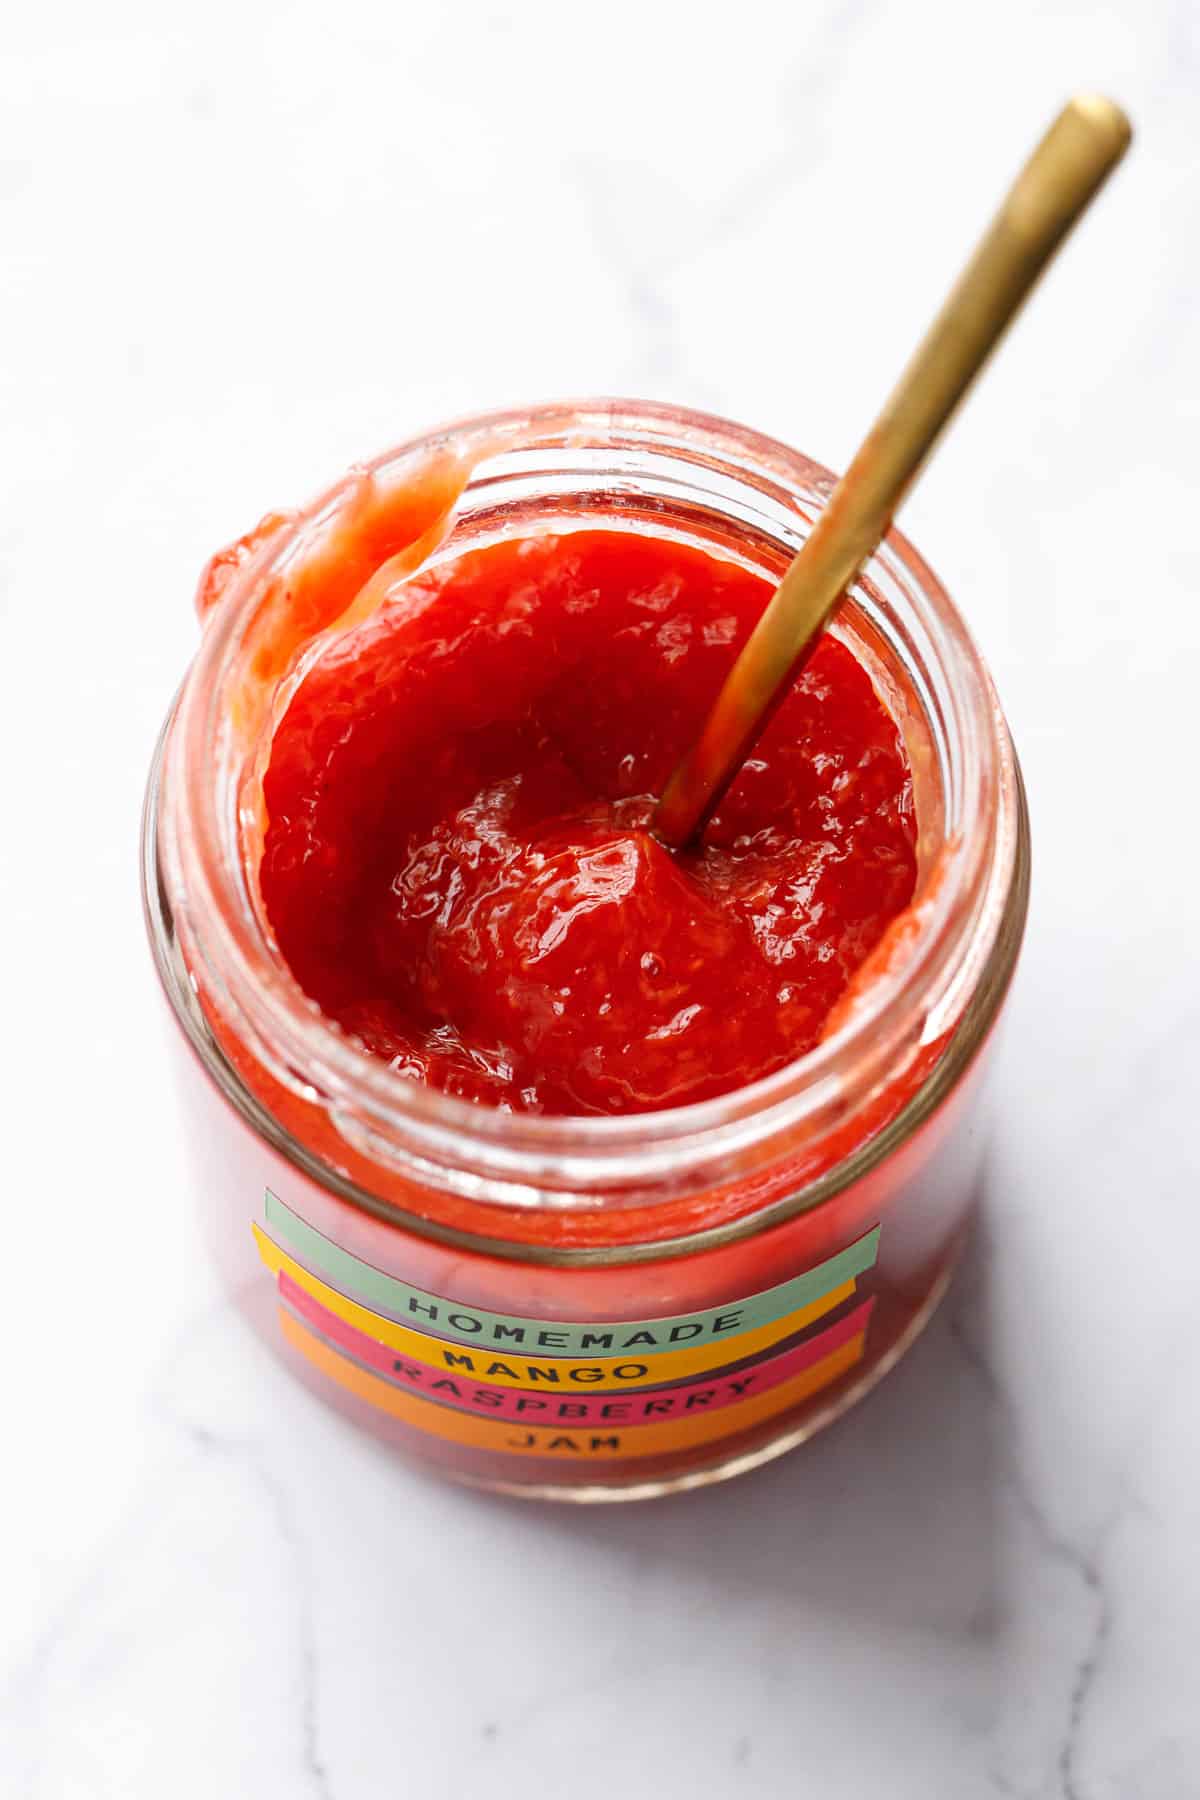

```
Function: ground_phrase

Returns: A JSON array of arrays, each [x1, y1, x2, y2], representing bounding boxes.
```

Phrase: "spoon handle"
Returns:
[[652, 94, 1131, 850]]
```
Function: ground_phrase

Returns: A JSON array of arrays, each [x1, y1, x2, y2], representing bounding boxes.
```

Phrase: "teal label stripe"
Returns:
[[264, 1192, 879, 1358]]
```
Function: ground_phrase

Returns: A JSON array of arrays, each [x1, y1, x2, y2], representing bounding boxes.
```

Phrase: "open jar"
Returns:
[[142, 399, 1028, 1500]]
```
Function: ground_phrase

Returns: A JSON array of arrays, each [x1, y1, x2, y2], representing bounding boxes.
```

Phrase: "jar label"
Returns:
[[254, 1191, 878, 1462]]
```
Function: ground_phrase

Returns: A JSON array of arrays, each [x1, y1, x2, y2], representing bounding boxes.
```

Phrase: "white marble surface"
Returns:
[[2, 2, 1198, 1794]]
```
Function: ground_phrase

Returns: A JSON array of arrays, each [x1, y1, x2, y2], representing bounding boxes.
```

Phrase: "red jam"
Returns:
[[260, 530, 917, 1116]]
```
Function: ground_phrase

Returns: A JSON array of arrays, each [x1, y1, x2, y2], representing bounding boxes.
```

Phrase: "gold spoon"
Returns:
[[652, 94, 1132, 851]]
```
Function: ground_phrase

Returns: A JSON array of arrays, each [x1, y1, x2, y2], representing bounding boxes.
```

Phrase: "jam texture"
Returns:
[[261, 531, 916, 1114]]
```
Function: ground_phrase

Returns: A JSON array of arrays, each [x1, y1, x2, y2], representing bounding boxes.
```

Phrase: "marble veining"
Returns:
[[3, 0, 1198, 1795]]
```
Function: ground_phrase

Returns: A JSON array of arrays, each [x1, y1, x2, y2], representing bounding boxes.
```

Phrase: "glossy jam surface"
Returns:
[[261, 531, 917, 1115]]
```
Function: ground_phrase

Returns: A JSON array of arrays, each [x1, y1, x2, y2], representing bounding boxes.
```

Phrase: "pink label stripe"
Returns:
[[279, 1269, 874, 1427]]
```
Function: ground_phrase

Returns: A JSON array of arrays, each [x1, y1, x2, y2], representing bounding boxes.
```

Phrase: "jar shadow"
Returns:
[[476, 1181, 1007, 1637]]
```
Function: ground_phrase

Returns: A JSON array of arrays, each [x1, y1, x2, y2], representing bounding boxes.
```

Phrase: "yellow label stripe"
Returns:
[[280, 1303, 866, 1459], [254, 1225, 854, 1390]]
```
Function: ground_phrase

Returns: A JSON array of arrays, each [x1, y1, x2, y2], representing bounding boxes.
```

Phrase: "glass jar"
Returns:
[[142, 399, 1029, 1501]]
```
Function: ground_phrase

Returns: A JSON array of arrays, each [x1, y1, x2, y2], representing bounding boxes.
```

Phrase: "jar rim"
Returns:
[[154, 397, 1022, 1207]]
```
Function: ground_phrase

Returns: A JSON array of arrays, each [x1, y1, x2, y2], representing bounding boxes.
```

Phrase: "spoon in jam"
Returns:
[[652, 93, 1132, 850]]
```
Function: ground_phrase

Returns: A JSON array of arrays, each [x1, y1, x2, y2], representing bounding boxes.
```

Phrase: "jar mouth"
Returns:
[[158, 398, 1019, 1203]]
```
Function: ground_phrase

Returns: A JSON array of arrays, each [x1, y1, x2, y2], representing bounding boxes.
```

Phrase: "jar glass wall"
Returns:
[[143, 400, 1028, 1499]]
